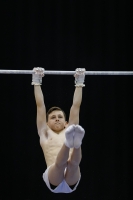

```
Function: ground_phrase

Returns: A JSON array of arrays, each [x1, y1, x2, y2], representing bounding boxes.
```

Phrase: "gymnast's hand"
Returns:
[[33, 67, 45, 76], [74, 68, 86, 87], [31, 67, 45, 85]]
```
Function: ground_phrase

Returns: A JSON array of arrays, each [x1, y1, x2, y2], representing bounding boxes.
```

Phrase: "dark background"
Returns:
[[1, 1, 132, 200]]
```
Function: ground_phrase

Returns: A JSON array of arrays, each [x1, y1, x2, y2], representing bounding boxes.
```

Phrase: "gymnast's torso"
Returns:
[[40, 126, 73, 167]]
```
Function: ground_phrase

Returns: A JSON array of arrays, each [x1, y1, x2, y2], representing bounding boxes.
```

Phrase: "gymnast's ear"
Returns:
[[64, 121, 68, 128]]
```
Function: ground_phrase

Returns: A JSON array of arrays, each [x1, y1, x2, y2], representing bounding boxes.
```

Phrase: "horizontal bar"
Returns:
[[0, 70, 133, 75]]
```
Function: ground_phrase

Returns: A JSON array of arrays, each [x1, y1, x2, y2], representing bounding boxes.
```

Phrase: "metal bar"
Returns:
[[0, 70, 33, 74], [0, 70, 133, 75]]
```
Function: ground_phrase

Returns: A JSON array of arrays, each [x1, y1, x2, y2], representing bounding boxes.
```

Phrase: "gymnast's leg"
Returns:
[[65, 147, 82, 185], [65, 125, 85, 185], [48, 125, 75, 186]]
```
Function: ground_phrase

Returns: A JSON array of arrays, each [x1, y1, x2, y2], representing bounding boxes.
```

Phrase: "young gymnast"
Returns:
[[32, 67, 85, 193]]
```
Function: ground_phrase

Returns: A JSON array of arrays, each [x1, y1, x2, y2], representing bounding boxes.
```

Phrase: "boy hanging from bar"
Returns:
[[32, 67, 85, 193]]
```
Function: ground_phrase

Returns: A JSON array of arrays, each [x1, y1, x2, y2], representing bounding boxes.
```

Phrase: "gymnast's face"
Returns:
[[47, 110, 67, 133]]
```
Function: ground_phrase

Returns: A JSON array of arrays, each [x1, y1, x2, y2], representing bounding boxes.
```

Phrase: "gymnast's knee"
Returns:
[[54, 161, 67, 170], [67, 159, 80, 169]]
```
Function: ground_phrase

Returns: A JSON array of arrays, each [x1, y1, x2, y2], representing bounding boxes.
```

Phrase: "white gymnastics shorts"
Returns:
[[42, 165, 81, 193]]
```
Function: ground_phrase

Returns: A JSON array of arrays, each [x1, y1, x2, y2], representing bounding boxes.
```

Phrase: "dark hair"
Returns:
[[46, 106, 66, 121]]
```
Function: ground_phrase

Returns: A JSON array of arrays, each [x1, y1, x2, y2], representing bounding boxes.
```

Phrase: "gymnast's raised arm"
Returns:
[[68, 68, 85, 126], [32, 68, 47, 137]]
